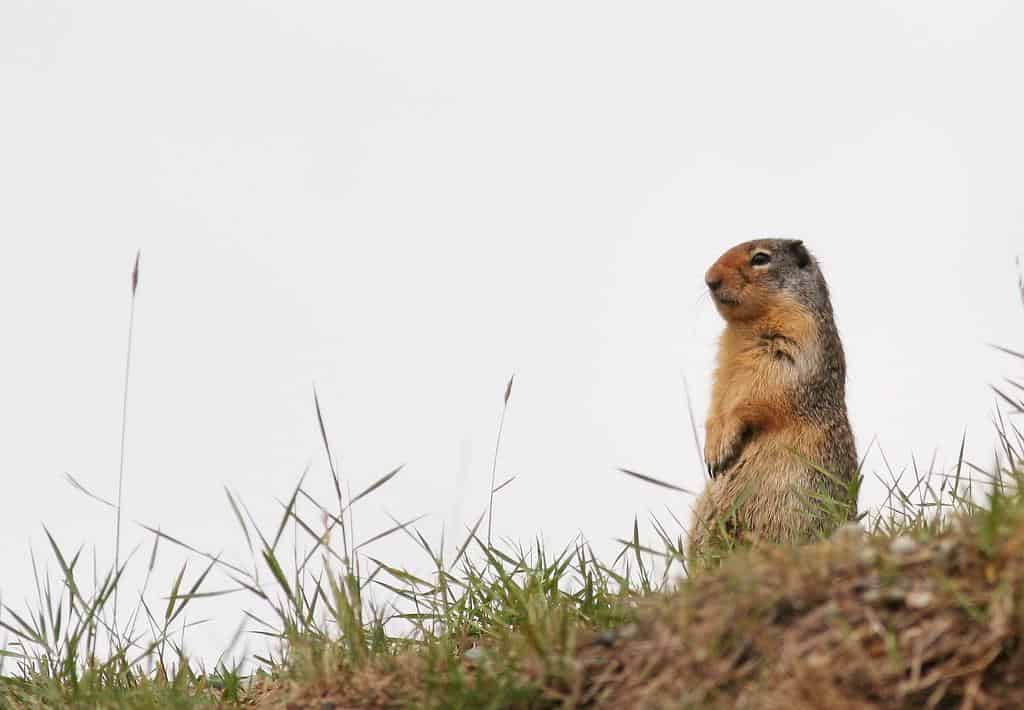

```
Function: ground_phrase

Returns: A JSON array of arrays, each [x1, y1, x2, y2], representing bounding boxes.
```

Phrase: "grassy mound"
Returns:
[[247, 489, 1024, 709], [4, 419, 1023, 710], [573, 517, 1024, 709], [5, 404, 1024, 710]]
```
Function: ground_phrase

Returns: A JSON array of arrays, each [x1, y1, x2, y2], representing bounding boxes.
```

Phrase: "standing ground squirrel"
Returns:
[[689, 239, 858, 556]]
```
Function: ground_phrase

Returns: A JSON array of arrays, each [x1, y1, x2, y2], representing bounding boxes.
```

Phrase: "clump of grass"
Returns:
[[0, 521, 240, 706], [135, 383, 645, 707], [0, 254, 249, 707]]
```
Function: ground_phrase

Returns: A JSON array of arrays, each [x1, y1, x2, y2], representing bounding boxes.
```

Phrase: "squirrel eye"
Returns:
[[750, 252, 772, 267]]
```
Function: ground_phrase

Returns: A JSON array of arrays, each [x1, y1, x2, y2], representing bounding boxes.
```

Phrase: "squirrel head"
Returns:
[[705, 239, 830, 323]]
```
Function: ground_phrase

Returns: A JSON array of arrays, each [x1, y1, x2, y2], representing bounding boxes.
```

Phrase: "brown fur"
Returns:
[[690, 239, 857, 556]]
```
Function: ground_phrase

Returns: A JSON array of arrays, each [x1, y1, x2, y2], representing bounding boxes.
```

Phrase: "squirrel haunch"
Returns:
[[690, 239, 858, 556]]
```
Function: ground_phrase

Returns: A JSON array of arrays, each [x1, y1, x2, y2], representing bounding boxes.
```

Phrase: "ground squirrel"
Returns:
[[689, 239, 858, 556]]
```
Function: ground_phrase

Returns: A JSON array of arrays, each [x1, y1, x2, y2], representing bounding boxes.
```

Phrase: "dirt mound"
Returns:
[[572, 520, 1024, 709]]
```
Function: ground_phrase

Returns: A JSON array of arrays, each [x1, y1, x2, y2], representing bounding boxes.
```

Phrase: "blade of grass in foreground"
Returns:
[[619, 467, 695, 495], [487, 373, 514, 546], [114, 250, 140, 625]]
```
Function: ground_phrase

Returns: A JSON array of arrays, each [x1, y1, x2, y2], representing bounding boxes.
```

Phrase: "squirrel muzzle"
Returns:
[[705, 249, 755, 318]]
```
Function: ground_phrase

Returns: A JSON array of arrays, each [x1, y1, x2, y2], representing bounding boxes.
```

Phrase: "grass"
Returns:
[[2, 261, 1024, 708]]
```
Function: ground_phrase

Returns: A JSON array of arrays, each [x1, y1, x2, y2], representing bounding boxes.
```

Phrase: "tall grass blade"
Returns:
[[64, 473, 116, 508], [492, 475, 517, 494], [354, 515, 428, 551], [619, 467, 695, 495], [271, 468, 308, 553], [114, 250, 140, 624], [682, 374, 706, 474], [224, 487, 254, 558], [488, 373, 514, 546], [137, 524, 248, 576], [348, 464, 404, 507]]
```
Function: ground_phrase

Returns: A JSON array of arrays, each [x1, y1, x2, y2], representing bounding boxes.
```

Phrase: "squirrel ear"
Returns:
[[789, 240, 811, 269]]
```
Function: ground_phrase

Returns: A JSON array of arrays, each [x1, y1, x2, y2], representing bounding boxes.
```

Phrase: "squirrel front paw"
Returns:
[[704, 416, 751, 477]]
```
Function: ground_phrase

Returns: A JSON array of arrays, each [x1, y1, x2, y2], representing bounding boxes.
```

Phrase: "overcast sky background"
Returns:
[[2, 1, 1023, 665]]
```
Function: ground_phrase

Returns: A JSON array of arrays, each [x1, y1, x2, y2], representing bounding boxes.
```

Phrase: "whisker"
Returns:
[[692, 289, 712, 308]]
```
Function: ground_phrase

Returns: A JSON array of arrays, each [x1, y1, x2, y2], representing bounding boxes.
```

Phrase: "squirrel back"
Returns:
[[690, 239, 857, 558]]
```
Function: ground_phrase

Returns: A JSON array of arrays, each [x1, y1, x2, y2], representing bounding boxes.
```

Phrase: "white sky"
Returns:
[[2, 1, 1022, 666]]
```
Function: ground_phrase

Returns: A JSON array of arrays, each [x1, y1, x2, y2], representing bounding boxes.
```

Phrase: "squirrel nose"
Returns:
[[706, 276, 723, 292]]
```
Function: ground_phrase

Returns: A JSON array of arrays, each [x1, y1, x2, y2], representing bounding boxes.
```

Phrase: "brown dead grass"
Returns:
[[570, 520, 1024, 709], [251, 513, 1024, 710], [244, 653, 423, 709]]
